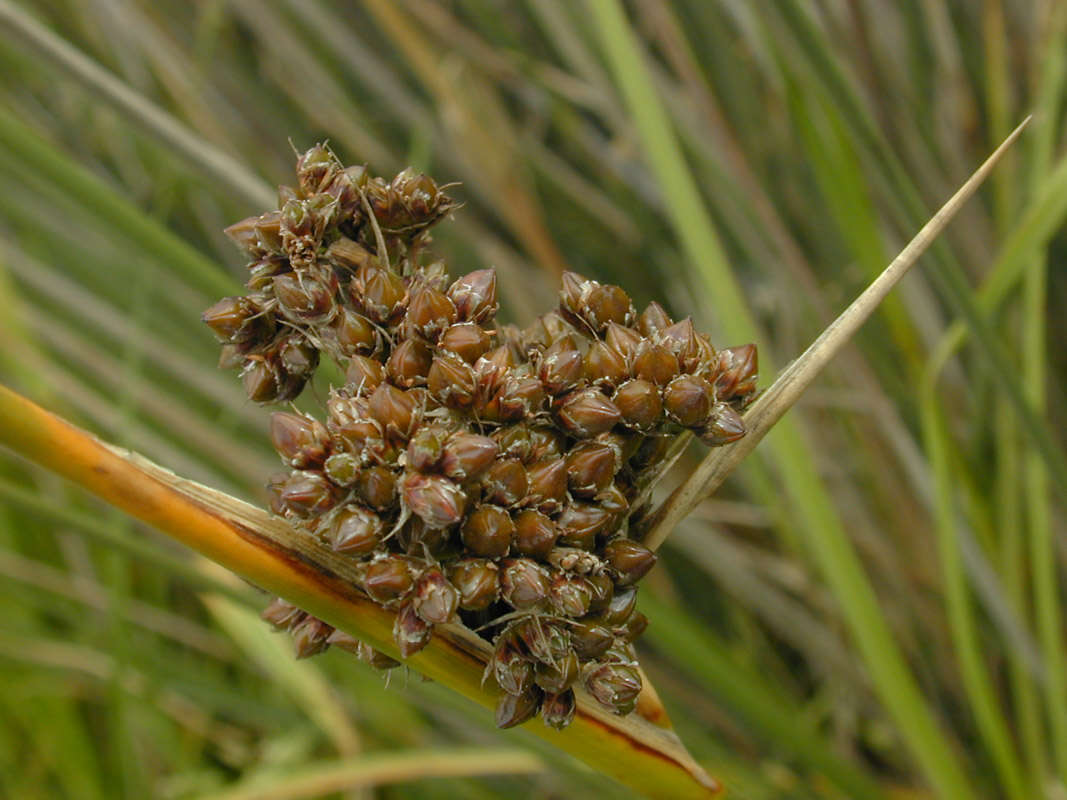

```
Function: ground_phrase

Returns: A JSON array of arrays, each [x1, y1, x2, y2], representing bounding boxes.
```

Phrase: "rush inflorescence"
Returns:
[[203, 144, 757, 730]]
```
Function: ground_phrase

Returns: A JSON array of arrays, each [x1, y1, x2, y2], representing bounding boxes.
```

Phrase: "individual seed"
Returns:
[[596, 586, 638, 626], [584, 340, 629, 387], [448, 558, 500, 610], [279, 471, 337, 518], [357, 264, 408, 324], [587, 573, 615, 613], [499, 558, 552, 610], [448, 268, 498, 324], [715, 343, 758, 404], [597, 482, 630, 515], [492, 638, 534, 696], [548, 573, 594, 618], [440, 432, 499, 481], [386, 338, 432, 387], [541, 689, 576, 730], [406, 284, 457, 341], [527, 427, 565, 462], [492, 423, 534, 462], [512, 509, 558, 559], [569, 621, 615, 660], [565, 441, 618, 498], [656, 317, 700, 366], [621, 611, 649, 642], [393, 600, 432, 657], [202, 296, 257, 342], [362, 555, 416, 605], [490, 374, 546, 422], [603, 539, 657, 586], [368, 383, 419, 441], [345, 355, 385, 393], [556, 502, 615, 549], [584, 662, 642, 715], [324, 452, 360, 487], [557, 388, 621, 437], [402, 472, 467, 528], [585, 283, 635, 332], [405, 425, 447, 472], [324, 505, 383, 556], [412, 567, 459, 624], [637, 301, 673, 336], [534, 651, 580, 694], [461, 504, 514, 558], [270, 411, 329, 468], [604, 322, 642, 365], [699, 402, 746, 446], [291, 615, 333, 659], [439, 322, 492, 363], [242, 360, 279, 403], [482, 458, 528, 506], [273, 273, 337, 324], [427, 351, 478, 409], [494, 685, 542, 729], [261, 597, 305, 631], [353, 640, 401, 670], [545, 546, 603, 575], [354, 465, 397, 510], [663, 374, 714, 427], [538, 335, 584, 396], [631, 342, 680, 385]]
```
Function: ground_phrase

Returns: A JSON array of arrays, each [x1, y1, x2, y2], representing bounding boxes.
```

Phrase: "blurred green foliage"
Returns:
[[0, 1, 1065, 798]]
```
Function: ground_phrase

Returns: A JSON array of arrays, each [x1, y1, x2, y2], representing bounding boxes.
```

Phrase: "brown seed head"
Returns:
[[715, 343, 758, 404], [202, 296, 258, 342], [291, 615, 333, 659], [556, 502, 615, 548], [334, 308, 380, 357]]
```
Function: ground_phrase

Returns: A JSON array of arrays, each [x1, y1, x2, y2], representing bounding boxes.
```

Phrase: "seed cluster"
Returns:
[[203, 145, 757, 730]]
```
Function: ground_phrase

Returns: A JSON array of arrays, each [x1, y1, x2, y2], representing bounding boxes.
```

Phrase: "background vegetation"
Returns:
[[0, 1, 1065, 797]]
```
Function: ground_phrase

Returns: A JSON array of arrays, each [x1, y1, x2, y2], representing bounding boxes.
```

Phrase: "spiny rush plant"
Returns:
[[202, 144, 758, 731]]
